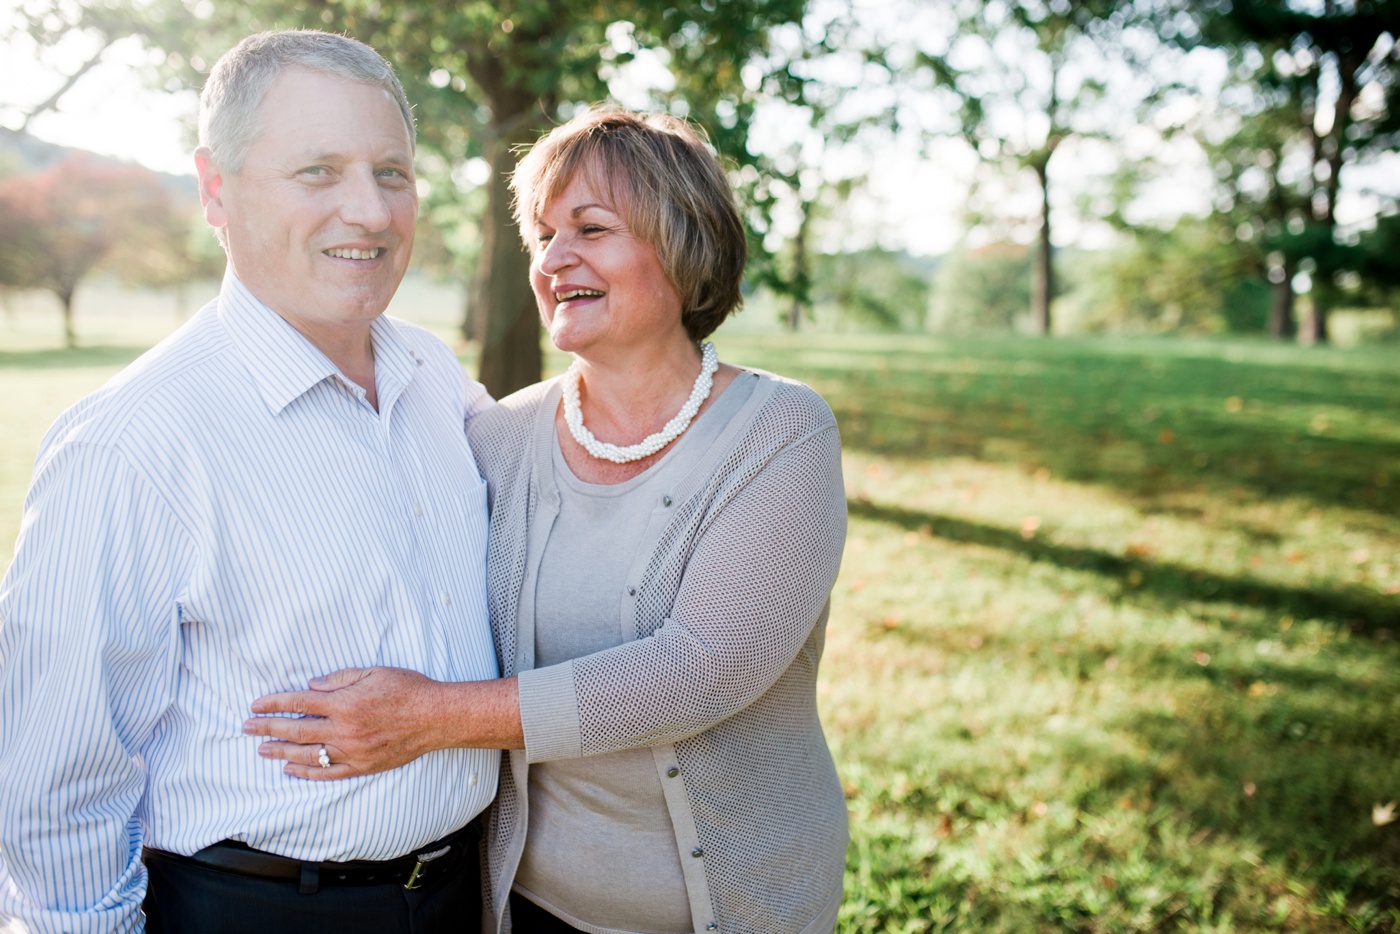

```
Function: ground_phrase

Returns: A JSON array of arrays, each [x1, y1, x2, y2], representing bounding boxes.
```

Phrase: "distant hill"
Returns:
[[0, 127, 198, 203]]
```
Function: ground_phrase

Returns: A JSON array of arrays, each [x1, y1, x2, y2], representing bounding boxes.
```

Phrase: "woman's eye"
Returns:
[[580, 225, 605, 235]]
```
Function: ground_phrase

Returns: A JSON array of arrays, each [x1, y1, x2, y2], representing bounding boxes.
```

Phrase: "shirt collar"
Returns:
[[217, 269, 421, 415]]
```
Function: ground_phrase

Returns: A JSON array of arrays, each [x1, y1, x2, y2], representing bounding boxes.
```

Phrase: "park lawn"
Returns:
[[3, 299, 1399, 932]]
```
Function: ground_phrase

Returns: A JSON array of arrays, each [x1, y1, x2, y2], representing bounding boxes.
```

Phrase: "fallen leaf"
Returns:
[[1226, 396, 1244, 412], [903, 531, 919, 546], [1158, 428, 1175, 444], [1193, 650, 1211, 666], [1030, 801, 1048, 818], [1020, 516, 1040, 539]]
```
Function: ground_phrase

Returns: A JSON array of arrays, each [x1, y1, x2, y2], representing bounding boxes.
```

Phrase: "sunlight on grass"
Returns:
[[2, 290, 1398, 931]]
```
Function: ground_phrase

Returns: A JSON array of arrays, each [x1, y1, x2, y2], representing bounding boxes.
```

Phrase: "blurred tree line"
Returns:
[[2, 0, 1396, 378]]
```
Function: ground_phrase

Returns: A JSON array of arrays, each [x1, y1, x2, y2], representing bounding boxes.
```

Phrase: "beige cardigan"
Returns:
[[468, 371, 848, 934]]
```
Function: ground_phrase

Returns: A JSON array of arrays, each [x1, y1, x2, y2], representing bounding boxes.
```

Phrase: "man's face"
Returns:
[[198, 67, 417, 342]]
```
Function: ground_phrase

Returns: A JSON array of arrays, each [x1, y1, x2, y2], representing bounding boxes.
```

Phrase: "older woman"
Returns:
[[247, 107, 848, 934]]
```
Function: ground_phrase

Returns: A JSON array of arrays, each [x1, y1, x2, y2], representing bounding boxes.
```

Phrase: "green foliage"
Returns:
[[1058, 218, 1273, 335], [927, 242, 1031, 333], [810, 248, 932, 332]]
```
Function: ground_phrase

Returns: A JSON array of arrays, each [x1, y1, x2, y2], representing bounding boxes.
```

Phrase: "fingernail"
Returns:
[[309, 676, 326, 687], [258, 744, 272, 757], [243, 722, 255, 734], [250, 702, 265, 713]]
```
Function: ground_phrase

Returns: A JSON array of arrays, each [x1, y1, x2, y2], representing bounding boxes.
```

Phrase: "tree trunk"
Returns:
[[786, 210, 809, 331], [1267, 260, 1296, 339], [59, 287, 76, 348], [464, 37, 554, 399], [1299, 288, 1329, 346], [1031, 158, 1053, 335], [474, 135, 542, 398]]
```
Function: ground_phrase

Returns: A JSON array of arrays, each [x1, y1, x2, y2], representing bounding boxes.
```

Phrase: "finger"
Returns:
[[309, 667, 371, 691], [249, 689, 326, 716], [259, 741, 354, 780], [243, 713, 322, 741]]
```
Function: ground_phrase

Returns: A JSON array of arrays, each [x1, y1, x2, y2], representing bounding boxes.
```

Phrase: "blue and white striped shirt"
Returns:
[[0, 272, 500, 933]]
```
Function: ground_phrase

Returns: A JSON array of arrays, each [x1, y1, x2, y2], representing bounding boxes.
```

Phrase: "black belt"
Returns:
[[143, 819, 478, 895]]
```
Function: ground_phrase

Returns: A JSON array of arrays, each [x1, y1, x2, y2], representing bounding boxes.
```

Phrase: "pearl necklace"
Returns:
[[562, 342, 719, 464]]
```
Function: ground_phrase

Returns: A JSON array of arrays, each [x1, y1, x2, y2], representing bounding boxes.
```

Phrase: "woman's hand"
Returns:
[[244, 666, 447, 780], [245, 668, 524, 780]]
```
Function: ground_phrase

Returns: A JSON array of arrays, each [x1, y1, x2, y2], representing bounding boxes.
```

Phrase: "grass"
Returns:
[[3, 287, 1398, 931]]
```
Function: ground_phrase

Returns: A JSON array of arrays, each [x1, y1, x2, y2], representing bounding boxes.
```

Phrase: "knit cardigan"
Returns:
[[467, 371, 849, 934]]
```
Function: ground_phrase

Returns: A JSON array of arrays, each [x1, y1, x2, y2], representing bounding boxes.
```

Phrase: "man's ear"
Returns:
[[195, 147, 228, 228]]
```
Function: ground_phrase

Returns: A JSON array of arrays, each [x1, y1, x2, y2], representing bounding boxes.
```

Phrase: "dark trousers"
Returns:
[[143, 839, 480, 934], [508, 891, 588, 933]]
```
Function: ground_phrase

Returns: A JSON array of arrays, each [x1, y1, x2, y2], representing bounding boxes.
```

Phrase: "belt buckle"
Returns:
[[403, 844, 452, 891]]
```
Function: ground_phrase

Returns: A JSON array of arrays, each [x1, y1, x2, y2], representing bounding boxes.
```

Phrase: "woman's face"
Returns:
[[529, 171, 685, 359]]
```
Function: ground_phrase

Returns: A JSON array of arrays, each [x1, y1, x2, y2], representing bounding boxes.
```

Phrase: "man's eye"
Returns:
[[300, 166, 329, 177]]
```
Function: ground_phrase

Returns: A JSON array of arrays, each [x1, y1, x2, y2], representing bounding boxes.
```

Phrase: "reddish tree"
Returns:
[[0, 151, 189, 347]]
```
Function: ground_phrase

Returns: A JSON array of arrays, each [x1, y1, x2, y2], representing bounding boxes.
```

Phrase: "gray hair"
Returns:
[[199, 30, 415, 173]]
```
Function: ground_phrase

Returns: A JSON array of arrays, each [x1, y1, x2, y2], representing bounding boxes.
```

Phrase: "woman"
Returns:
[[247, 107, 848, 934]]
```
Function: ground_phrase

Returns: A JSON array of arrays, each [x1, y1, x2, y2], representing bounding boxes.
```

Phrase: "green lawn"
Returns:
[[2, 291, 1398, 931]]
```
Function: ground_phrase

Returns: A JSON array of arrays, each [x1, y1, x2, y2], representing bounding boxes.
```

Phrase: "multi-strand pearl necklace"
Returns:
[[562, 342, 719, 464]]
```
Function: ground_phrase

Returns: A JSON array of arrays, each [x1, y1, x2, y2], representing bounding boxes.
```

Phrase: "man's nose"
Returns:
[[339, 168, 393, 231]]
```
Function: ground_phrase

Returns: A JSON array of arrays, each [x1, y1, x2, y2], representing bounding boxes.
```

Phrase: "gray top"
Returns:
[[469, 369, 849, 934], [514, 374, 756, 933]]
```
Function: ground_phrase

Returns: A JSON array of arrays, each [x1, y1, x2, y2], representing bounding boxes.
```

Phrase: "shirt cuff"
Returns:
[[517, 661, 583, 762]]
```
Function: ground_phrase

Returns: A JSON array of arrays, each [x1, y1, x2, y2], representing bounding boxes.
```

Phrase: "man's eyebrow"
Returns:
[[294, 150, 414, 165]]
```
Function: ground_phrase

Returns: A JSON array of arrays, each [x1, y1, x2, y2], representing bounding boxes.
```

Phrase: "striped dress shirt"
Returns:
[[0, 272, 500, 934]]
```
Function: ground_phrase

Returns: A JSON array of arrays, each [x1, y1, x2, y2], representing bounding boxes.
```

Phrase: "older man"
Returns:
[[0, 31, 496, 933]]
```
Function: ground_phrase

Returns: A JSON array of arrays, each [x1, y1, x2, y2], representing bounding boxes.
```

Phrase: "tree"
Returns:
[[927, 241, 1032, 332], [912, 0, 1143, 335], [13, 0, 810, 395], [1180, 0, 1400, 343], [0, 152, 190, 346]]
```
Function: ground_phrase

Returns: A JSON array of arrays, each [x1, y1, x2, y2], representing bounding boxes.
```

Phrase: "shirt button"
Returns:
[[667, 767, 679, 778], [691, 847, 703, 858], [469, 772, 479, 787], [413, 503, 423, 517], [440, 592, 451, 607]]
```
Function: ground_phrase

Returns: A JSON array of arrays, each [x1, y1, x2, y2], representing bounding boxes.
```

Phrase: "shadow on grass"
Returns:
[[738, 334, 1400, 515], [848, 497, 1400, 635], [0, 345, 150, 370]]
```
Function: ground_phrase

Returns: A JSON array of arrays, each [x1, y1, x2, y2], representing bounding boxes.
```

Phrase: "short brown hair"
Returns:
[[510, 106, 747, 341]]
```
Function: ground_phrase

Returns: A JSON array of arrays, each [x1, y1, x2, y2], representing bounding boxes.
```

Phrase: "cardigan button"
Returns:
[[662, 494, 673, 507], [627, 586, 637, 596], [691, 847, 704, 858], [706, 925, 718, 931], [667, 767, 679, 778]]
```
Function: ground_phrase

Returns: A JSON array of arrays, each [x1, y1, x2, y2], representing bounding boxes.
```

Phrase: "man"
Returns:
[[0, 31, 497, 933]]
